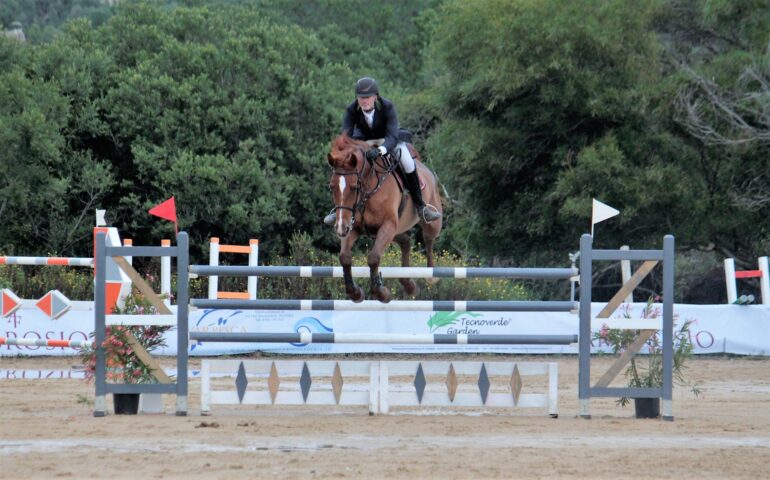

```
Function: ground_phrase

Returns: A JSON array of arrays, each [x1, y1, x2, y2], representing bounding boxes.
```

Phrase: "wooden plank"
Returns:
[[593, 260, 659, 388], [594, 330, 656, 388], [595, 260, 658, 319], [111, 256, 172, 315], [217, 291, 249, 299], [218, 245, 252, 254], [110, 256, 172, 384], [123, 332, 173, 384]]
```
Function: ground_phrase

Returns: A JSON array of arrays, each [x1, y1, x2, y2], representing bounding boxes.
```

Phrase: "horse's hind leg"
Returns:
[[393, 232, 418, 297]]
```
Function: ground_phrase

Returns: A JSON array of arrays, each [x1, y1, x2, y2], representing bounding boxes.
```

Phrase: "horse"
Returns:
[[327, 134, 443, 303]]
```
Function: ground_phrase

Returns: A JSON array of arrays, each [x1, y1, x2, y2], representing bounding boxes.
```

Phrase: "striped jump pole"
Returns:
[[190, 298, 577, 312], [0, 256, 93, 267], [190, 265, 578, 280], [190, 331, 578, 345], [0, 337, 93, 348]]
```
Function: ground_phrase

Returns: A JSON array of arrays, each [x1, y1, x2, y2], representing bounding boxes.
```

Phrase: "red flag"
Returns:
[[149, 196, 178, 235]]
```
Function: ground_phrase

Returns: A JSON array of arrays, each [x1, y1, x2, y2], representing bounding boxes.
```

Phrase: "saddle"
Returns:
[[365, 129, 422, 218]]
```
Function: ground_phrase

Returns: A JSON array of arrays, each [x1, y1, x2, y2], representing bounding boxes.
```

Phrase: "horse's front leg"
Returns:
[[368, 225, 397, 303], [340, 232, 364, 303], [393, 232, 418, 297]]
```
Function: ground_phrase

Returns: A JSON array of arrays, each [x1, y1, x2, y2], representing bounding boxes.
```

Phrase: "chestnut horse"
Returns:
[[327, 134, 442, 303]]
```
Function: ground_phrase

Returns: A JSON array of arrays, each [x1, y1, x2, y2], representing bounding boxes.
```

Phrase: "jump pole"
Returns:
[[0, 256, 93, 266], [190, 265, 577, 280], [0, 337, 93, 348], [190, 299, 577, 312], [190, 332, 578, 345]]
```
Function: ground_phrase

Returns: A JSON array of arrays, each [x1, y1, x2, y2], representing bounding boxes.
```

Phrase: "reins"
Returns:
[[332, 148, 400, 231]]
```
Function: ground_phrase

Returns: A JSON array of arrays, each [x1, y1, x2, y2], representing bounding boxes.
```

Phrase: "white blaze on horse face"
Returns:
[[339, 175, 346, 194]]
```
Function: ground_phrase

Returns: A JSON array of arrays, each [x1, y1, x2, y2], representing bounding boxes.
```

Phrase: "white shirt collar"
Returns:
[[363, 109, 375, 127]]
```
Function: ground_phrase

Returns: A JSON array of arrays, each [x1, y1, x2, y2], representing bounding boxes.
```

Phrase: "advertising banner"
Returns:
[[2, 301, 769, 357]]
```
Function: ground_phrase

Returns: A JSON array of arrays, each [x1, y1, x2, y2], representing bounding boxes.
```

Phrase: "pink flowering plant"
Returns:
[[593, 296, 700, 406], [81, 291, 170, 384]]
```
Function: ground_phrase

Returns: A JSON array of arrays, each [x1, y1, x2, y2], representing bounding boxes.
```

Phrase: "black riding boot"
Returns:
[[405, 170, 441, 223]]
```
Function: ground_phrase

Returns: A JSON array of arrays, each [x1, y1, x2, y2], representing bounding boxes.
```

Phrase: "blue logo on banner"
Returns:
[[291, 316, 333, 346], [190, 309, 243, 351], [195, 309, 241, 328]]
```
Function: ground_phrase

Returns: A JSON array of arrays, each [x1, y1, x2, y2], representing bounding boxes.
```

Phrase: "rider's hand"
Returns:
[[365, 148, 380, 161]]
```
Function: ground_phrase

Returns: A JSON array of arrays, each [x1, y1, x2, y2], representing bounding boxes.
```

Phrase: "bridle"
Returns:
[[331, 148, 399, 230]]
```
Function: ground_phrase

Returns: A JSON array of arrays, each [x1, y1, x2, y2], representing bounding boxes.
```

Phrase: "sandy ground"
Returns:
[[1, 354, 769, 479]]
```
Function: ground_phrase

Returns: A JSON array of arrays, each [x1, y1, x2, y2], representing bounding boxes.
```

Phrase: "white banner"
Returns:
[[2, 301, 769, 356]]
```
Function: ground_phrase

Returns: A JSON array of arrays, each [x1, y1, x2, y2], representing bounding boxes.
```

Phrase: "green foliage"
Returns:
[[0, 0, 115, 44], [426, 0, 662, 257], [651, 0, 770, 259], [1, 1, 356, 261], [3, 0, 770, 304], [85, 2, 349, 258], [248, 0, 437, 87], [0, 37, 113, 255], [0, 264, 94, 300]]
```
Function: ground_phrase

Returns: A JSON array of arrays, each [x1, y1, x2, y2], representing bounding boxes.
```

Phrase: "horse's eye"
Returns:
[[351, 185, 360, 192]]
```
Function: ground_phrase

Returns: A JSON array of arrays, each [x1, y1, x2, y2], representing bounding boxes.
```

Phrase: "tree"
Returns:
[[424, 0, 663, 259], [0, 35, 114, 255], [658, 0, 770, 257]]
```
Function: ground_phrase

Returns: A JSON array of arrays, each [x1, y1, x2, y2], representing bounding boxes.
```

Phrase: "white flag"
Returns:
[[96, 209, 107, 227], [591, 198, 619, 236]]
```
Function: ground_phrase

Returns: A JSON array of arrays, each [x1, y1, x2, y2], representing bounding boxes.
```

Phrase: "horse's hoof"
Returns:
[[371, 287, 391, 304], [425, 277, 440, 287], [348, 286, 365, 303]]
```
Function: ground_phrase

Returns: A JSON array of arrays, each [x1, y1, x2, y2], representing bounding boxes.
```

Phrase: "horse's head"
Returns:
[[327, 135, 366, 238]]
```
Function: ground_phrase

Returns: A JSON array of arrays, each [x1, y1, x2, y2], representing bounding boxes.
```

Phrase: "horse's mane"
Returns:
[[329, 134, 366, 169]]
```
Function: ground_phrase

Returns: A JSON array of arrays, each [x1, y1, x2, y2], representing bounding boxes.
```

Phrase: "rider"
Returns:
[[323, 76, 442, 225]]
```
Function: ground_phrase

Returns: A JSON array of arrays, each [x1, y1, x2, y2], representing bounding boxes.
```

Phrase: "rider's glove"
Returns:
[[365, 148, 380, 161]]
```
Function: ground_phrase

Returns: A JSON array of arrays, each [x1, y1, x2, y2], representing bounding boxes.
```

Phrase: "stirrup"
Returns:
[[323, 209, 336, 226], [419, 204, 442, 223]]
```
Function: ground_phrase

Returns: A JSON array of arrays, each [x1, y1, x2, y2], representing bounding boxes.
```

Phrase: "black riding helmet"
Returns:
[[355, 77, 379, 97]]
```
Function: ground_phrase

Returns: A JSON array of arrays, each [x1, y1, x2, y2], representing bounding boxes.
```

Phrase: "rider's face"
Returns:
[[357, 95, 376, 112]]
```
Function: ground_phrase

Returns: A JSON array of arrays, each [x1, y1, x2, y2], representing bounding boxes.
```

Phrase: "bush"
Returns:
[[0, 264, 94, 300]]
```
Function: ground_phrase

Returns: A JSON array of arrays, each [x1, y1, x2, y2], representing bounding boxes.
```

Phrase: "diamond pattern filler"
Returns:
[[300, 362, 312, 403], [267, 361, 280, 404], [478, 363, 490, 405], [331, 362, 344, 404], [414, 363, 426, 404], [510, 364, 523, 406], [235, 361, 248, 404], [445, 363, 458, 402]]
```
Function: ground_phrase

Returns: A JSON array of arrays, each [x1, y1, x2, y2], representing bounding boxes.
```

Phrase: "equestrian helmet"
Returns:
[[355, 77, 379, 97]]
